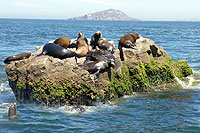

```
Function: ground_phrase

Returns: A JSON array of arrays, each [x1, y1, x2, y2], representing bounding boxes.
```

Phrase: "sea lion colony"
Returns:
[[4, 31, 141, 79]]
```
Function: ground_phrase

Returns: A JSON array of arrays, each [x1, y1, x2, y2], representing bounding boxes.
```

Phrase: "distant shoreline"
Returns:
[[0, 18, 199, 22]]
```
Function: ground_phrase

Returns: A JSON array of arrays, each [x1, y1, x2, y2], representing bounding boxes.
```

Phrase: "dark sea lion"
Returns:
[[8, 102, 17, 119], [118, 33, 141, 61], [75, 32, 89, 58], [37, 43, 76, 59], [81, 61, 110, 79], [84, 50, 115, 64], [54, 37, 71, 48], [82, 50, 115, 79], [4, 52, 31, 64], [90, 31, 115, 53]]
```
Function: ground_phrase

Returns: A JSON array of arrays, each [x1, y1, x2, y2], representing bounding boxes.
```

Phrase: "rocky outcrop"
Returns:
[[69, 9, 141, 21], [5, 37, 193, 106]]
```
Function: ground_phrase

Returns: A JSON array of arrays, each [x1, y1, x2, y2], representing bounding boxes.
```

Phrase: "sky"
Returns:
[[0, 0, 199, 21]]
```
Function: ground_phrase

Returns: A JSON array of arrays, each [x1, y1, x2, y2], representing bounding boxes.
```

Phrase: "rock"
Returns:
[[5, 37, 193, 106]]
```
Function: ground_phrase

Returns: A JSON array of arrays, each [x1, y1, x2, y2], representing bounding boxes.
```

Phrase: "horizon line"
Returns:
[[0, 17, 200, 22]]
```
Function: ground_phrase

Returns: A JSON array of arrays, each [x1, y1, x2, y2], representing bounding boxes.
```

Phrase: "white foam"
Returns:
[[175, 75, 200, 89], [0, 82, 11, 93], [44, 102, 118, 115]]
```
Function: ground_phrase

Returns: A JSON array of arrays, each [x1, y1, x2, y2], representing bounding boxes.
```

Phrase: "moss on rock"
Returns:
[[172, 60, 193, 79], [5, 37, 194, 106]]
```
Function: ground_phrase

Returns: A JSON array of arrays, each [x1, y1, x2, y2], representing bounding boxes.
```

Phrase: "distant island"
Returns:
[[68, 9, 141, 21]]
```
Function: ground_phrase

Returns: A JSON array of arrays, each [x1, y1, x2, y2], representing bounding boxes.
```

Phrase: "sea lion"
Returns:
[[8, 102, 17, 119], [74, 32, 89, 58], [82, 50, 115, 79], [118, 33, 141, 49], [37, 43, 76, 59], [118, 33, 141, 61], [54, 37, 71, 48], [84, 49, 115, 64], [90, 31, 115, 53], [82, 60, 114, 80], [4, 52, 31, 64]]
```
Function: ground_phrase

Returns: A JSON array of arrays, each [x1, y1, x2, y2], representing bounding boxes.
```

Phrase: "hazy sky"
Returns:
[[0, 0, 199, 20]]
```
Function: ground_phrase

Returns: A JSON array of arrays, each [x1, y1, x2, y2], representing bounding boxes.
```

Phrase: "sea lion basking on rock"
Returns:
[[75, 32, 89, 58], [118, 33, 141, 61], [54, 37, 71, 48], [82, 50, 115, 79], [4, 52, 32, 64], [37, 43, 76, 59], [90, 31, 115, 53], [118, 33, 141, 49]]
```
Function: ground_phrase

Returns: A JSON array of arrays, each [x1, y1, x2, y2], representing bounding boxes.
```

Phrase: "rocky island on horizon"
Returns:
[[69, 9, 141, 21]]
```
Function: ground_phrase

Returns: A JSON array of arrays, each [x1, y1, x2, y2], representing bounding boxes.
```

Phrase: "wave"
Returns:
[[0, 82, 11, 93], [188, 59, 200, 63], [175, 70, 200, 89]]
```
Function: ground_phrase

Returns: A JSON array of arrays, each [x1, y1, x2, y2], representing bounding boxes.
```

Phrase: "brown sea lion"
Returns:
[[54, 37, 71, 48], [118, 33, 141, 49], [118, 33, 141, 61], [90, 31, 115, 53], [4, 52, 32, 64], [8, 102, 17, 119], [75, 32, 89, 58]]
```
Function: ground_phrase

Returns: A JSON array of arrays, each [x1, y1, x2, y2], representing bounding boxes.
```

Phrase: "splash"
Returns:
[[59, 103, 118, 115], [175, 70, 200, 89], [0, 82, 11, 93]]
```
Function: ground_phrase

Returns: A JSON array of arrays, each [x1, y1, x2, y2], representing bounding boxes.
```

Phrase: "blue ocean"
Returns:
[[0, 19, 200, 132]]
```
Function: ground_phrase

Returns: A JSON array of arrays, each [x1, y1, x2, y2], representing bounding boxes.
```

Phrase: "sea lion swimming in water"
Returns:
[[90, 31, 115, 53], [54, 37, 71, 48], [37, 43, 76, 59], [118, 33, 141, 61], [4, 52, 31, 64], [8, 102, 17, 119]]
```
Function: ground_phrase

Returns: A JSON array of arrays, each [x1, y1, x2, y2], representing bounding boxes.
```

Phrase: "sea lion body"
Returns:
[[90, 31, 115, 53], [54, 37, 71, 48], [84, 50, 115, 65], [82, 61, 110, 79], [98, 38, 115, 54], [4, 52, 31, 64], [118, 33, 141, 49], [82, 50, 115, 79], [75, 32, 89, 57], [8, 102, 17, 119], [118, 33, 141, 61], [39, 43, 76, 59]]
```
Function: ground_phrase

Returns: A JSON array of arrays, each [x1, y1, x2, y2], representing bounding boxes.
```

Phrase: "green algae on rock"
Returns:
[[5, 37, 193, 106]]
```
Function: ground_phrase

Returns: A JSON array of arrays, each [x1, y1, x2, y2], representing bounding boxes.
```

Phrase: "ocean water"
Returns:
[[0, 19, 200, 132]]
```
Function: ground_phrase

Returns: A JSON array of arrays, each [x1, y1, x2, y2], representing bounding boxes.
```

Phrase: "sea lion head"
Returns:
[[78, 32, 84, 39], [132, 33, 141, 39], [90, 31, 103, 49], [8, 102, 17, 119]]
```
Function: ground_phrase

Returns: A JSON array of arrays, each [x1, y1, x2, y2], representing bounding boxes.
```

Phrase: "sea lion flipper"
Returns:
[[94, 70, 100, 80], [35, 51, 46, 58]]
